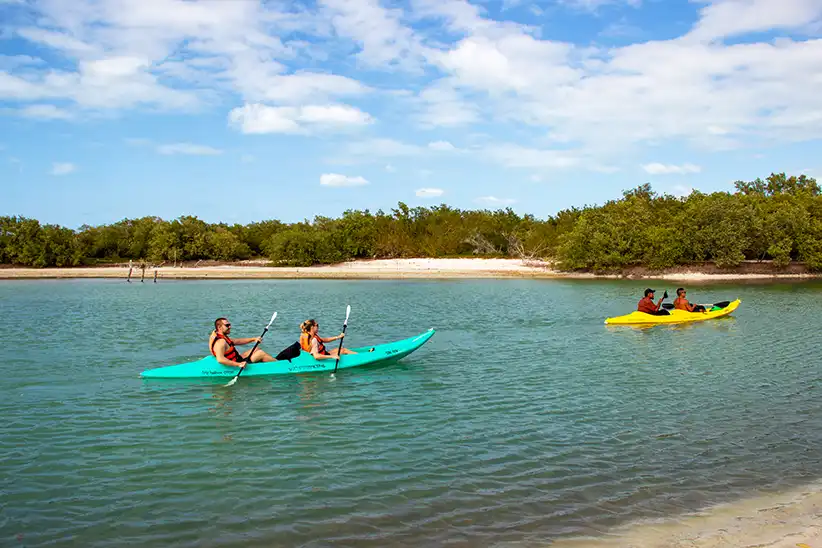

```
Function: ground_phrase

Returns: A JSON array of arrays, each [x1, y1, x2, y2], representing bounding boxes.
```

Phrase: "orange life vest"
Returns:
[[211, 332, 242, 362], [300, 333, 329, 355]]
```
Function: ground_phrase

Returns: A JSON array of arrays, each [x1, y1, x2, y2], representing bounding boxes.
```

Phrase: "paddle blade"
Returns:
[[344, 304, 351, 324], [224, 375, 239, 387], [267, 311, 277, 328]]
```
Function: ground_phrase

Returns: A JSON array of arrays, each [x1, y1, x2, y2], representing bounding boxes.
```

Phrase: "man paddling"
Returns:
[[209, 317, 277, 368], [673, 288, 707, 312], [637, 288, 668, 315]]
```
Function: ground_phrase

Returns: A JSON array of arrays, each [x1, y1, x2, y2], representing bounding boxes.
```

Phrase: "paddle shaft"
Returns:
[[332, 322, 348, 375], [231, 319, 274, 381]]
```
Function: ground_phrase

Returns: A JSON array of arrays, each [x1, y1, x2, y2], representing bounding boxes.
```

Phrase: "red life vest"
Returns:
[[211, 332, 242, 362]]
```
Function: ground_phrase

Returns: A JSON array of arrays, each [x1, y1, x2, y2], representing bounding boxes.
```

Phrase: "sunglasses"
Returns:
[[223, 323, 231, 328]]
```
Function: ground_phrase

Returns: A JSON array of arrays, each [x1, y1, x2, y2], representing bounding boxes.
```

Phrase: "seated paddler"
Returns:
[[209, 317, 277, 368]]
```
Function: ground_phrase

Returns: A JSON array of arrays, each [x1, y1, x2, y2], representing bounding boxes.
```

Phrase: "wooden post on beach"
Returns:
[[127, 260, 133, 283]]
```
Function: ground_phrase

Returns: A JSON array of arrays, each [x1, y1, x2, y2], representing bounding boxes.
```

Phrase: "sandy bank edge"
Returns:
[[551, 481, 822, 548], [0, 258, 819, 281]]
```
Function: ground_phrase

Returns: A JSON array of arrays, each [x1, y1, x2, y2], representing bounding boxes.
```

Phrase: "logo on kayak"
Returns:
[[287, 363, 327, 373]]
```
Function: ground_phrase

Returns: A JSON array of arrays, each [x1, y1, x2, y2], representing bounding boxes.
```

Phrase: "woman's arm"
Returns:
[[310, 338, 335, 360]]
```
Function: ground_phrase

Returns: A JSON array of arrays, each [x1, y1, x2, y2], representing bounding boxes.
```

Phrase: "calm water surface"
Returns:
[[1, 279, 821, 547]]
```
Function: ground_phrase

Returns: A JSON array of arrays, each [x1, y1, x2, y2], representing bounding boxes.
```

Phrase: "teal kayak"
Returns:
[[140, 328, 436, 379]]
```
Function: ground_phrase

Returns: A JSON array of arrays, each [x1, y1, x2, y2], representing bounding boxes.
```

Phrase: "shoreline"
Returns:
[[0, 258, 820, 281], [553, 481, 822, 547]]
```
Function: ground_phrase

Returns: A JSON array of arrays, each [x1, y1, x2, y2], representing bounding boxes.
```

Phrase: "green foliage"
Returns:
[[554, 174, 822, 271], [263, 226, 342, 266], [2, 173, 821, 271]]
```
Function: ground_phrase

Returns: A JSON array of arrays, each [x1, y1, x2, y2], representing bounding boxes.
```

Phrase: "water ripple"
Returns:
[[1, 279, 821, 546]]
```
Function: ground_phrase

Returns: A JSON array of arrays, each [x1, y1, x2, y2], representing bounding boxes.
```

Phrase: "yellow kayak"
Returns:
[[605, 299, 741, 325]]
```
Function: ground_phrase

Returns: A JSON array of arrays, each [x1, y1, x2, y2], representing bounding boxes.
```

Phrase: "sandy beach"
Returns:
[[0, 258, 819, 281], [553, 482, 822, 548]]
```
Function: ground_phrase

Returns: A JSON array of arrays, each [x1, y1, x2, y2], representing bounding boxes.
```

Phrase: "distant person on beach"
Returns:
[[299, 319, 362, 360], [673, 288, 707, 312], [209, 317, 277, 368], [637, 288, 668, 315]]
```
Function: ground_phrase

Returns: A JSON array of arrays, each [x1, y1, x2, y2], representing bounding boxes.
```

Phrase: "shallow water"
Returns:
[[1, 279, 821, 547]]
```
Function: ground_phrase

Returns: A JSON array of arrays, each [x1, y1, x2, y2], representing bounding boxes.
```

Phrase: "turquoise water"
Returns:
[[1, 279, 821, 547]]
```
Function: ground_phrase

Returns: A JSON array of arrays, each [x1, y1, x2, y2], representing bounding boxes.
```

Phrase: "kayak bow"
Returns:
[[140, 328, 435, 379], [605, 299, 741, 325]]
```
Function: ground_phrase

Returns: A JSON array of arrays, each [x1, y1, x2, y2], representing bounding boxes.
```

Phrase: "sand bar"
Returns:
[[0, 258, 820, 280], [552, 481, 822, 548]]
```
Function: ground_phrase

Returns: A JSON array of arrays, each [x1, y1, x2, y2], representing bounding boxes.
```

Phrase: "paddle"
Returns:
[[224, 311, 277, 387], [330, 305, 351, 379], [653, 290, 670, 314]]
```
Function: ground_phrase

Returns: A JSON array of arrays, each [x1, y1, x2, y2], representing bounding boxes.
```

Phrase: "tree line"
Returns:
[[2, 172, 820, 272]]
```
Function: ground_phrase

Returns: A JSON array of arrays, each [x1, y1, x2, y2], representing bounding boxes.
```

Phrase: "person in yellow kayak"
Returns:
[[209, 317, 277, 368], [673, 288, 707, 312], [637, 288, 668, 315]]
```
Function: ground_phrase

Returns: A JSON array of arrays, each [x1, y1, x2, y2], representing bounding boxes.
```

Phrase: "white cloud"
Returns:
[[476, 196, 516, 206], [641, 162, 702, 175], [687, 0, 822, 42], [1, 0, 821, 172], [229, 103, 373, 134], [385, 164, 397, 172], [320, 173, 369, 187], [0, 54, 45, 70], [233, 71, 372, 104], [416, 84, 480, 128], [416, 187, 444, 197], [483, 144, 580, 169], [345, 138, 422, 157], [18, 104, 73, 119], [125, 137, 151, 146], [556, 0, 642, 12], [2, 0, 349, 114], [428, 140, 455, 151], [0, 53, 200, 111], [157, 143, 223, 155], [51, 162, 76, 175], [319, 0, 427, 71], [417, 0, 822, 153]]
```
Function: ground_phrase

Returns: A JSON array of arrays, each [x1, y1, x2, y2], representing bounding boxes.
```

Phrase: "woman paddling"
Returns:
[[299, 319, 359, 360]]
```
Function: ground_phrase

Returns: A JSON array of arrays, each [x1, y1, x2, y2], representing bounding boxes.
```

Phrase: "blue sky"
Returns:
[[1, 0, 821, 229]]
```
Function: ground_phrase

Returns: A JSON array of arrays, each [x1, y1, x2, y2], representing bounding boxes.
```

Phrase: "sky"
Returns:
[[1, 0, 821, 229]]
